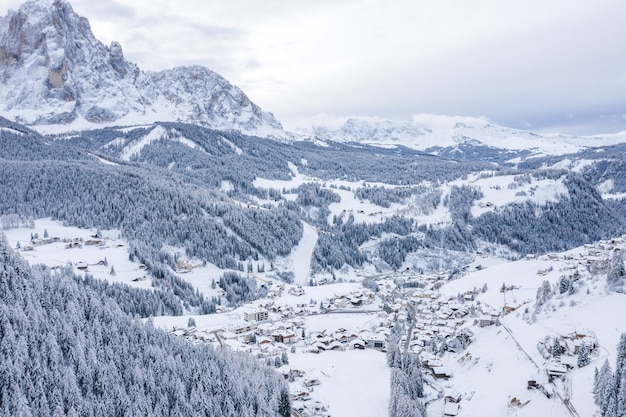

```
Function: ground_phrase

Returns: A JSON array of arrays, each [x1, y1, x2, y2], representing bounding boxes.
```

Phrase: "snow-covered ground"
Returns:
[[3, 217, 625, 417], [437, 243, 626, 417], [2, 218, 153, 291], [290, 348, 389, 417]]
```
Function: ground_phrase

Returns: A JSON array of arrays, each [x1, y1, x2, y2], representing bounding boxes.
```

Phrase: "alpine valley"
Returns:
[[1, 1, 626, 417]]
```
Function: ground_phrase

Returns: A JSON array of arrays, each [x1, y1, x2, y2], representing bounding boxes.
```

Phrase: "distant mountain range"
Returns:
[[311, 114, 626, 157], [2, 0, 626, 155], [0, 0, 284, 137]]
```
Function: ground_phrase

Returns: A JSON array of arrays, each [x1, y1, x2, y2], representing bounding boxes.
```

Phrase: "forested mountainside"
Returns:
[[2, 123, 626, 285], [0, 238, 290, 416]]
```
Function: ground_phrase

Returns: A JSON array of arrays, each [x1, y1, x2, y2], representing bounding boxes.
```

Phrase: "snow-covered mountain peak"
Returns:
[[0, 0, 286, 138], [312, 114, 626, 156]]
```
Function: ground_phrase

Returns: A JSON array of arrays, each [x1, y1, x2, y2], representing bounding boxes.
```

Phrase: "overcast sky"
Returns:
[[2, 0, 626, 134]]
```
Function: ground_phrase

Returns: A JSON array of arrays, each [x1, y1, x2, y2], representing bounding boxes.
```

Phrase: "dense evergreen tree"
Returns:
[[607, 251, 626, 291], [0, 239, 289, 416], [594, 333, 626, 416], [578, 344, 591, 368]]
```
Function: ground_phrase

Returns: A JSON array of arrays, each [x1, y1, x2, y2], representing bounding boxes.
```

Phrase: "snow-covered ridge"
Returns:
[[0, 0, 286, 139], [311, 114, 626, 156]]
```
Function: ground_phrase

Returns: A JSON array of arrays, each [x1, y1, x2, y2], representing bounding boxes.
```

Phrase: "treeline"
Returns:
[[0, 160, 300, 268], [0, 129, 89, 161], [0, 240, 291, 417], [6, 121, 626, 281], [68, 122, 492, 191], [222, 203, 302, 258]]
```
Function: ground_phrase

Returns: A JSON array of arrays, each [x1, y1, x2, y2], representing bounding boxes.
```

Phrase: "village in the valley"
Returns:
[[4, 219, 624, 417], [164, 238, 619, 417]]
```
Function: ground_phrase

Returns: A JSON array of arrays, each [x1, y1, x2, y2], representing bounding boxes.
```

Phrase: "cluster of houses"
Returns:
[[319, 288, 376, 311], [18, 234, 64, 251], [304, 325, 389, 353], [542, 329, 599, 381], [534, 236, 625, 266]]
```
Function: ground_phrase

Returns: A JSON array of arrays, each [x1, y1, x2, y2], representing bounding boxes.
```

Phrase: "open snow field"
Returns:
[[2, 218, 154, 291], [290, 348, 389, 417]]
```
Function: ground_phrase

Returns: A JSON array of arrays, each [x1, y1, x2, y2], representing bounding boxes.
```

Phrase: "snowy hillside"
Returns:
[[3, 1, 626, 416], [4, 218, 625, 417], [311, 114, 626, 156], [0, 0, 285, 138]]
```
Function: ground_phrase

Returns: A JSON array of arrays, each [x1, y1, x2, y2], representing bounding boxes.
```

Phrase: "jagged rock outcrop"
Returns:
[[0, 0, 284, 136]]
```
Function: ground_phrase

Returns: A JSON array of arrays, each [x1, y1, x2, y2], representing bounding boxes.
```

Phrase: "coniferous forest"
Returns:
[[0, 239, 290, 416]]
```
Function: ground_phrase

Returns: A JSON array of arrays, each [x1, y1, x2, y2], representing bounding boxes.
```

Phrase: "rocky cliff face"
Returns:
[[0, 0, 284, 136]]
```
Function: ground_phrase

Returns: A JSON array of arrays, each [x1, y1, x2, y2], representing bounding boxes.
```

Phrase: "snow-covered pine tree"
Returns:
[[594, 333, 626, 415], [607, 251, 625, 291], [578, 344, 590, 367], [536, 280, 553, 308]]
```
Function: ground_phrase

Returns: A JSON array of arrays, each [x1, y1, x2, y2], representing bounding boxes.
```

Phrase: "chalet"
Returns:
[[419, 355, 440, 369], [257, 336, 273, 346], [266, 290, 281, 299], [364, 334, 386, 350], [478, 315, 495, 327], [228, 321, 257, 335], [444, 390, 462, 403], [454, 307, 469, 318], [333, 297, 348, 308], [290, 386, 311, 401], [349, 339, 366, 350], [349, 297, 363, 307], [304, 377, 321, 387], [272, 329, 296, 344], [76, 262, 88, 271], [560, 355, 578, 369], [335, 333, 349, 343], [327, 341, 343, 351], [546, 360, 568, 381], [432, 366, 452, 379], [288, 286, 305, 296], [276, 365, 291, 379], [172, 328, 186, 337], [312, 341, 327, 352]]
